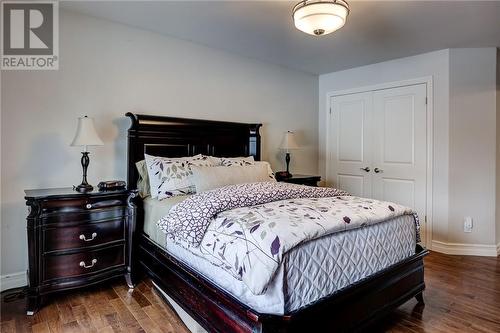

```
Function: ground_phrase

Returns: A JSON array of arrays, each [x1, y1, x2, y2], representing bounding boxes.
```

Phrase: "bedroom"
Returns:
[[1, 1, 499, 332]]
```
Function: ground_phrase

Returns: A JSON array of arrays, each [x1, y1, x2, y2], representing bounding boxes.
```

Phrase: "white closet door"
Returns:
[[328, 83, 428, 243], [329, 92, 372, 197], [371, 84, 427, 231]]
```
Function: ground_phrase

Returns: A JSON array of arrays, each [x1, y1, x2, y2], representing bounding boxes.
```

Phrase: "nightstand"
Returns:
[[278, 174, 321, 187], [24, 187, 137, 315]]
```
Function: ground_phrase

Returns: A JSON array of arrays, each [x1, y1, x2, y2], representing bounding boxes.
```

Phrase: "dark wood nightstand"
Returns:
[[24, 187, 138, 315], [277, 174, 321, 187]]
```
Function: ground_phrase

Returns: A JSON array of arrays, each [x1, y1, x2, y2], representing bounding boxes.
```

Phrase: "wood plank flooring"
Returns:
[[1, 251, 499, 332]]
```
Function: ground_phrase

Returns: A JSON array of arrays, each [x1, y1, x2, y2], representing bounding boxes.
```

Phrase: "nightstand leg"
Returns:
[[26, 294, 40, 316], [125, 273, 136, 289], [415, 292, 425, 305]]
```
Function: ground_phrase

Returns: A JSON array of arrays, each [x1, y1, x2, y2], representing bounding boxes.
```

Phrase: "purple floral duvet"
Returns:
[[158, 182, 419, 295]]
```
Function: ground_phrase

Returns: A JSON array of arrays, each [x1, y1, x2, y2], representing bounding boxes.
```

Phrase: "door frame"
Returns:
[[325, 76, 434, 249]]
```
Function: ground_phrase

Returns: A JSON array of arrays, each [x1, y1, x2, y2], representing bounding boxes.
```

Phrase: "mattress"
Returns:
[[142, 195, 190, 245], [142, 196, 416, 315]]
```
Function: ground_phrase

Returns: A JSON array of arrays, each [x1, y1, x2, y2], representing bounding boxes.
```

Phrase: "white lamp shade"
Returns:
[[280, 131, 300, 150], [70, 116, 104, 149], [293, 1, 349, 36]]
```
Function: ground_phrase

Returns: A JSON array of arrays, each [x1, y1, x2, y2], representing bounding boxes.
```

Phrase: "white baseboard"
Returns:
[[431, 240, 499, 257], [0, 271, 27, 292]]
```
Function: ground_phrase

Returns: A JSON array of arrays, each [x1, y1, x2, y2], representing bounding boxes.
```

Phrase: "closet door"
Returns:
[[329, 92, 372, 197], [371, 84, 427, 223]]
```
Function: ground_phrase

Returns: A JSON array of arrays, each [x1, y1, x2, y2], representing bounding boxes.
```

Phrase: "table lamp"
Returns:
[[277, 130, 300, 179], [70, 116, 104, 192]]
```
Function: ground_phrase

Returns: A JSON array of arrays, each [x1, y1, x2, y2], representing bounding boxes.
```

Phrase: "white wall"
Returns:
[[319, 48, 500, 251], [319, 50, 450, 244], [448, 48, 497, 245], [0, 10, 318, 282]]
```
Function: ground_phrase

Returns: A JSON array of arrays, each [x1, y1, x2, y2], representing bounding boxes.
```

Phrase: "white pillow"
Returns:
[[145, 154, 214, 199], [191, 164, 270, 193], [254, 161, 277, 181], [135, 160, 150, 198]]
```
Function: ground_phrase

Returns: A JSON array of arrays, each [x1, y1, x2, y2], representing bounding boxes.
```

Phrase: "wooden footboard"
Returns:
[[138, 234, 261, 333], [137, 233, 428, 333]]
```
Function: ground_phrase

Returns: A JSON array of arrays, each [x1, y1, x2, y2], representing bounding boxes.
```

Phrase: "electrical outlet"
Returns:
[[464, 217, 473, 233]]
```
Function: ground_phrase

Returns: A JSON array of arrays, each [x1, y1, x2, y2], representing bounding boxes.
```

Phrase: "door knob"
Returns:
[[360, 167, 370, 172], [374, 168, 383, 173]]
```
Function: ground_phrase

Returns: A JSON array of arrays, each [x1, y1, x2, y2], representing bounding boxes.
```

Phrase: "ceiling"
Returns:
[[62, 1, 500, 75]]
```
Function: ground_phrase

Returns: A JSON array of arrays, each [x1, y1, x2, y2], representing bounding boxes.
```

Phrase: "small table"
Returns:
[[24, 187, 138, 315], [277, 174, 321, 187]]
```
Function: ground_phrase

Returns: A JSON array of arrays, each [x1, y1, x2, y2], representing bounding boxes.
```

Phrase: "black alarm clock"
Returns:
[[97, 180, 126, 191]]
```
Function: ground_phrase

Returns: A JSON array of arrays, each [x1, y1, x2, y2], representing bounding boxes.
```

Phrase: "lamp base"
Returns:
[[74, 151, 93, 193], [74, 183, 93, 193]]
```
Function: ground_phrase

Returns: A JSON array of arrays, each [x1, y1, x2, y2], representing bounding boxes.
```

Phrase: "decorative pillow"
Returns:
[[191, 164, 270, 193], [135, 160, 150, 198], [145, 154, 197, 199], [208, 156, 275, 180], [145, 154, 214, 200], [210, 156, 255, 167]]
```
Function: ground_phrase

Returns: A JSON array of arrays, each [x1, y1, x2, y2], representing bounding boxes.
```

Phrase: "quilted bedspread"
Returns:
[[158, 182, 419, 294]]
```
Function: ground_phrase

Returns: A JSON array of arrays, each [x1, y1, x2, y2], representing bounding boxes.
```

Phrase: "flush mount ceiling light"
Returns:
[[292, 0, 350, 36]]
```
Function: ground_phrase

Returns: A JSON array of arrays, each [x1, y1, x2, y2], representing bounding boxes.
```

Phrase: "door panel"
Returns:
[[329, 92, 372, 197], [372, 84, 427, 241], [381, 178, 415, 208], [337, 174, 365, 197], [338, 103, 364, 162], [382, 96, 414, 164]]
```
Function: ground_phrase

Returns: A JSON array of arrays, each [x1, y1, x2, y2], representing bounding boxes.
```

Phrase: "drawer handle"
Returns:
[[79, 259, 97, 269], [86, 203, 92, 209], [79, 232, 97, 242]]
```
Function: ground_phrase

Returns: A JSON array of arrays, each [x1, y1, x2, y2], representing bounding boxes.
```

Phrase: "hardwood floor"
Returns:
[[371, 251, 500, 333], [1, 251, 499, 333], [1, 279, 190, 333]]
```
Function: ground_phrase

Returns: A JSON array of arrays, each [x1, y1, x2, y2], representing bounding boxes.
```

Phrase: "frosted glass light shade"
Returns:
[[70, 116, 104, 150], [293, 0, 349, 36], [280, 131, 300, 151]]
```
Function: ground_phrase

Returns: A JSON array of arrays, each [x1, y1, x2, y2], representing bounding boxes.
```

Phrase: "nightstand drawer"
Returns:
[[43, 244, 125, 281], [43, 218, 125, 252], [278, 174, 321, 187], [41, 207, 128, 225], [284, 179, 318, 186], [41, 197, 125, 213]]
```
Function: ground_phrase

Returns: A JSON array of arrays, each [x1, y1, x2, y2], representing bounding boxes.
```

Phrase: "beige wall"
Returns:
[[0, 10, 318, 282], [448, 48, 497, 245]]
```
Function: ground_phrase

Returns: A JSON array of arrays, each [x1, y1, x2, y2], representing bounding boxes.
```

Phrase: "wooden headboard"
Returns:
[[126, 113, 262, 190]]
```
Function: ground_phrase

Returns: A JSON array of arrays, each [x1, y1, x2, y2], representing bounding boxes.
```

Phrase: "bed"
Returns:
[[126, 113, 428, 333]]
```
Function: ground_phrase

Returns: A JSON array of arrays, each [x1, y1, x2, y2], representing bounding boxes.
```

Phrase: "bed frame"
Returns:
[[126, 112, 428, 333]]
